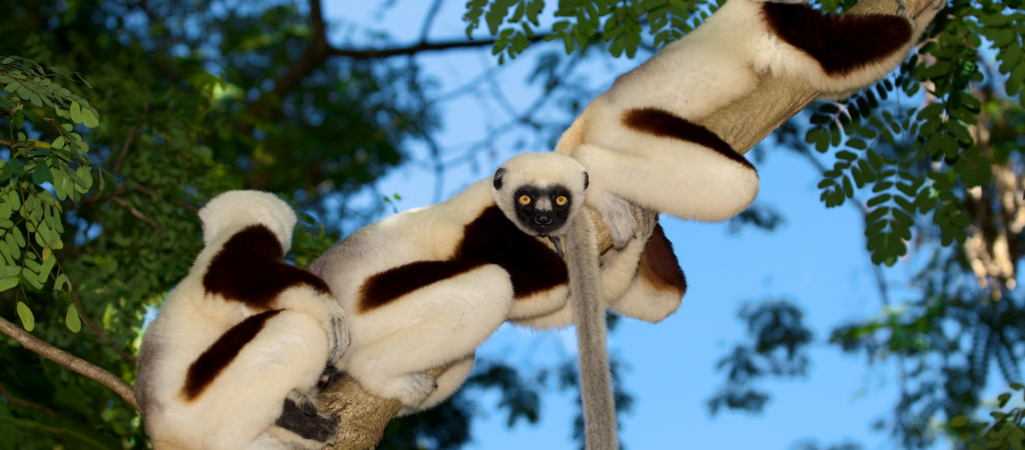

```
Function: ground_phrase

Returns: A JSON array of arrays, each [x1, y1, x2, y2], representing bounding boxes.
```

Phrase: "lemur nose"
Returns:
[[534, 213, 552, 225]]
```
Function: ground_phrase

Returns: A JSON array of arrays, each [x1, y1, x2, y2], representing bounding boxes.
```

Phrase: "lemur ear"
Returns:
[[493, 168, 506, 190], [583, 172, 589, 190]]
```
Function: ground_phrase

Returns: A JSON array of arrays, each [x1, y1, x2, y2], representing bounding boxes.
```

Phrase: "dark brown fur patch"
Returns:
[[638, 224, 687, 295], [622, 108, 754, 171], [203, 225, 332, 310], [456, 206, 569, 299], [359, 260, 483, 313], [357, 206, 568, 312], [181, 309, 283, 400], [761, 3, 914, 76]]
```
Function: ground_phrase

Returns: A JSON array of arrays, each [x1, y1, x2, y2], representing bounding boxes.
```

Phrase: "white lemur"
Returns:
[[557, 0, 943, 249], [137, 190, 349, 450], [309, 152, 687, 416], [548, 0, 942, 447]]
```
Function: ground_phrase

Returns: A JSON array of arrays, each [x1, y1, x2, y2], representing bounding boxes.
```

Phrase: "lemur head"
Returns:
[[198, 190, 297, 251], [492, 152, 588, 237]]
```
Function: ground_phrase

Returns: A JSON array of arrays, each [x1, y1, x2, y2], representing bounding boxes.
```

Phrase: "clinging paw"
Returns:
[[287, 389, 319, 417]]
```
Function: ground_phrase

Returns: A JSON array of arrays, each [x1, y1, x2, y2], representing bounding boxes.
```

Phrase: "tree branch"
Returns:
[[110, 196, 160, 228], [0, 316, 139, 412], [0, 381, 57, 417], [327, 36, 550, 61]]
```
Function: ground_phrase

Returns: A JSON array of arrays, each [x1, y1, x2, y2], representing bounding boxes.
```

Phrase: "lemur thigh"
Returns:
[[197, 312, 329, 450], [417, 354, 475, 412], [345, 265, 513, 409], [571, 141, 758, 223]]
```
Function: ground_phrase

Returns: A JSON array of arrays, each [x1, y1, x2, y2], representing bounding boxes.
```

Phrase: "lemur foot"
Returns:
[[633, 206, 660, 242], [594, 193, 637, 249], [288, 389, 319, 417], [275, 397, 339, 444]]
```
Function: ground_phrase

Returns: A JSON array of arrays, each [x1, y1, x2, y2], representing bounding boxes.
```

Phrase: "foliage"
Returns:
[[0, 0, 435, 447], [0, 55, 99, 334], [947, 384, 1025, 450], [708, 299, 814, 415], [468, 0, 1025, 448]]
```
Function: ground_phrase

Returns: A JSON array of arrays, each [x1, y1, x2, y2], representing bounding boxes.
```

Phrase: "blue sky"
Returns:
[[323, 1, 928, 448]]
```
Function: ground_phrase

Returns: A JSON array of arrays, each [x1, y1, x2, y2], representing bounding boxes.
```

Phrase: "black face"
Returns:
[[512, 185, 572, 236]]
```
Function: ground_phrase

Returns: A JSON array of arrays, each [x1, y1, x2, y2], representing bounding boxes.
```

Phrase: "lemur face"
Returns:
[[492, 152, 588, 238], [511, 185, 573, 237]]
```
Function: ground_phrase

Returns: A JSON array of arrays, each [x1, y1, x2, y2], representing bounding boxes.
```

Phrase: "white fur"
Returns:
[[138, 190, 347, 450], [310, 153, 594, 414], [556, 0, 941, 233]]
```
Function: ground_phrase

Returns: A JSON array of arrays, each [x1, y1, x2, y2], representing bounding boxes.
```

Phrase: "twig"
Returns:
[[71, 289, 137, 364], [113, 124, 146, 173], [0, 316, 139, 412], [0, 381, 57, 417], [419, 0, 446, 43], [110, 196, 160, 228]]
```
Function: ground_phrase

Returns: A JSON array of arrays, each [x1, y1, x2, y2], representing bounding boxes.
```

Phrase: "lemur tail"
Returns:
[[566, 209, 618, 450]]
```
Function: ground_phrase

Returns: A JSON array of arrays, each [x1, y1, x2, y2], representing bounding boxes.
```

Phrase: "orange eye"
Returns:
[[519, 195, 531, 205], [556, 196, 567, 206]]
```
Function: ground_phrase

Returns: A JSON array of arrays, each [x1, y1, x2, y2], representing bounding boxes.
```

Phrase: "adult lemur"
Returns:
[[547, 0, 942, 447], [137, 191, 349, 450], [309, 152, 686, 416], [558, 0, 943, 249]]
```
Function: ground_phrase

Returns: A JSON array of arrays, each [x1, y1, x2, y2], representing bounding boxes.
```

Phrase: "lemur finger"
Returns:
[[288, 389, 318, 417], [318, 414, 340, 444]]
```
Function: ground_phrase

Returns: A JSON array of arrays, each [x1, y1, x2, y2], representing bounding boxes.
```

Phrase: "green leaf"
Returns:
[[16, 301, 33, 331], [999, 392, 1012, 407], [70, 101, 82, 124], [81, 107, 99, 128], [950, 415, 969, 427], [32, 164, 53, 186], [66, 304, 81, 333], [54, 273, 68, 292]]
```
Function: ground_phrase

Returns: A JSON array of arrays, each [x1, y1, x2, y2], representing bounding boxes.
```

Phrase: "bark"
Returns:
[[0, 316, 140, 412]]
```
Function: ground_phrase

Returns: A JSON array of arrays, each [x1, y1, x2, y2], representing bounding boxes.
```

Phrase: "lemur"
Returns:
[[309, 152, 687, 417], [137, 191, 349, 450], [556, 0, 944, 250]]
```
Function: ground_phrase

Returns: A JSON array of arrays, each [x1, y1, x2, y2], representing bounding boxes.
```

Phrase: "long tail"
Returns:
[[566, 210, 618, 450]]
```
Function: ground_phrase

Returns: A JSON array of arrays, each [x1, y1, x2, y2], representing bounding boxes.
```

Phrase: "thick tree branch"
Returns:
[[0, 316, 139, 412]]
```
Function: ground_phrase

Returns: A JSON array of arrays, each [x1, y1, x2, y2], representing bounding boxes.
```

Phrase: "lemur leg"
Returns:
[[345, 265, 513, 409], [272, 287, 349, 364], [399, 354, 476, 415], [200, 312, 329, 450], [571, 143, 758, 223]]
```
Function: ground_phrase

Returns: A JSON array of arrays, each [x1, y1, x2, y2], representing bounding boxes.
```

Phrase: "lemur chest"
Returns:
[[356, 206, 567, 314], [454, 206, 568, 299]]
